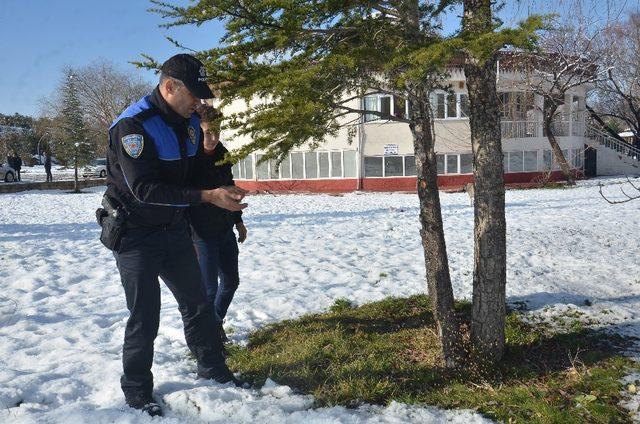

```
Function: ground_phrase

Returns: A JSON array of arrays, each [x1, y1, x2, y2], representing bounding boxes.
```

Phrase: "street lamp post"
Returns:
[[37, 132, 49, 164]]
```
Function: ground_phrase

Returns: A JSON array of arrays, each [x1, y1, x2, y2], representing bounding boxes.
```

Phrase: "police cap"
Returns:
[[160, 54, 214, 99]]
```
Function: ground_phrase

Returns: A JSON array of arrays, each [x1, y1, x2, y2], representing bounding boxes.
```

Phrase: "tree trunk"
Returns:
[[463, 0, 507, 364], [543, 116, 575, 185], [411, 97, 462, 368], [74, 154, 79, 193]]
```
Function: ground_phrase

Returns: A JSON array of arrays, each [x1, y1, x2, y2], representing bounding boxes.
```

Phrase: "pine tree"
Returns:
[[55, 70, 95, 192], [147, 0, 543, 366]]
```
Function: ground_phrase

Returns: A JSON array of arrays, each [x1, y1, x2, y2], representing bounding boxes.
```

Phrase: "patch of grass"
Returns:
[[329, 298, 353, 313], [227, 295, 639, 423]]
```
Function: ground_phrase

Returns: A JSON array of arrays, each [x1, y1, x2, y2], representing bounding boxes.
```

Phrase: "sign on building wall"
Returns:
[[383, 144, 399, 155]]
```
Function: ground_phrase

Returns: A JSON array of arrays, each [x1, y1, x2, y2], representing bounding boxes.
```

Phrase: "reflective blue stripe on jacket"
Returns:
[[110, 95, 200, 161], [105, 87, 203, 228]]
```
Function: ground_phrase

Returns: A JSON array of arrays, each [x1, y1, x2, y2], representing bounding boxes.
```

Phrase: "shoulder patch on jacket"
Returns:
[[122, 134, 144, 158]]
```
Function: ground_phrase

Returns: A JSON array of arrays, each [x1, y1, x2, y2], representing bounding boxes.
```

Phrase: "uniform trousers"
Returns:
[[113, 219, 224, 399]]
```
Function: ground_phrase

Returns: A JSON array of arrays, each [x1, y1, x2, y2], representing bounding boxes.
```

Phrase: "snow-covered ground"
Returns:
[[0, 177, 639, 422]]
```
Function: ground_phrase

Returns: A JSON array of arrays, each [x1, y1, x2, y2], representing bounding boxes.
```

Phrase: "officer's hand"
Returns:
[[236, 221, 247, 243], [202, 186, 248, 211]]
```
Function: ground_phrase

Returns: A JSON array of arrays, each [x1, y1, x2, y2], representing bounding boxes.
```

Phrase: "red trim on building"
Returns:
[[237, 179, 358, 193], [236, 171, 579, 193]]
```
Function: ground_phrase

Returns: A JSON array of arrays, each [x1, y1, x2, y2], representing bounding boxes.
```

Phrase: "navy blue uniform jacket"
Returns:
[[105, 87, 203, 228]]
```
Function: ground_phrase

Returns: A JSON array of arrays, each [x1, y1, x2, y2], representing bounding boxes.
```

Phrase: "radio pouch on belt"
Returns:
[[96, 196, 127, 252]]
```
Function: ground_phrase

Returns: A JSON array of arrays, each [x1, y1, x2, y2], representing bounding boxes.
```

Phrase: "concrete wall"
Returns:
[[0, 179, 105, 194], [595, 146, 640, 176]]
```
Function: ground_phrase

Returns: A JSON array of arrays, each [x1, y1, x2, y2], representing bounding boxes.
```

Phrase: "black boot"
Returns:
[[197, 363, 250, 389], [126, 394, 163, 417]]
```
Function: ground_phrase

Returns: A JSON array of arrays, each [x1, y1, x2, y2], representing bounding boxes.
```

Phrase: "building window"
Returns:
[[280, 154, 291, 179], [256, 154, 269, 180], [523, 151, 538, 172], [404, 155, 416, 175], [459, 94, 470, 118], [291, 152, 304, 179], [499, 91, 535, 121], [543, 150, 554, 170], [269, 159, 280, 179], [446, 154, 459, 174], [431, 92, 469, 119], [364, 156, 383, 177], [364, 94, 410, 122], [571, 148, 584, 169], [232, 162, 241, 179], [363, 96, 378, 122], [344, 151, 357, 178], [460, 153, 473, 174], [503, 150, 540, 173], [331, 151, 342, 177], [434, 93, 446, 119], [508, 151, 524, 172], [394, 96, 407, 119], [305, 152, 318, 178], [245, 156, 254, 179], [380, 96, 391, 116], [318, 152, 330, 178], [447, 93, 457, 118], [384, 156, 404, 177], [436, 154, 445, 175]]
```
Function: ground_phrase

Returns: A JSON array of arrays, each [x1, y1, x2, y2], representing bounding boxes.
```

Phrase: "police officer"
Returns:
[[103, 54, 248, 417]]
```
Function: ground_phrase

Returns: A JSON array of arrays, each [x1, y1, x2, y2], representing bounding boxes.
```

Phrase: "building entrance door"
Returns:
[[584, 145, 597, 177]]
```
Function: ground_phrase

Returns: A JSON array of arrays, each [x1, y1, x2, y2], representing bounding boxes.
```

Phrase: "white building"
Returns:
[[217, 59, 639, 192]]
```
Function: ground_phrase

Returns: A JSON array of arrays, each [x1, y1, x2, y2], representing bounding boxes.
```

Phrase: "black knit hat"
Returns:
[[160, 54, 214, 99]]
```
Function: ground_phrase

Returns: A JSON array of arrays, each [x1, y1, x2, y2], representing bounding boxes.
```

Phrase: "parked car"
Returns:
[[0, 163, 16, 182], [82, 158, 107, 178]]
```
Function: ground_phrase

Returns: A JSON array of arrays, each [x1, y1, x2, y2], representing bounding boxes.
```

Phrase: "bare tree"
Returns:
[[73, 60, 152, 156], [513, 12, 610, 185], [41, 60, 153, 157], [593, 12, 640, 150]]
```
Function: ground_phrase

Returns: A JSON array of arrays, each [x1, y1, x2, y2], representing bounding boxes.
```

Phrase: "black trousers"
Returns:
[[113, 220, 224, 399]]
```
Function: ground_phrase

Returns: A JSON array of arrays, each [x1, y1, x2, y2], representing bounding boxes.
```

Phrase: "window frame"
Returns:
[[363, 94, 410, 123], [431, 91, 470, 120]]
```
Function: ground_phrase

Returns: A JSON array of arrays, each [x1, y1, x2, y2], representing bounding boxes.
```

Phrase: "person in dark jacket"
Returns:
[[6, 153, 15, 172], [14, 152, 22, 181], [44, 151, 53, 182], [190, 104, 247, 344], [102, 54, 249, 417]]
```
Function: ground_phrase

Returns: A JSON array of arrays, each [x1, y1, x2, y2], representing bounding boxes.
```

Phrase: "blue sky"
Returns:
[[0, 0, 224, 116], [1, 0, 635, 117]]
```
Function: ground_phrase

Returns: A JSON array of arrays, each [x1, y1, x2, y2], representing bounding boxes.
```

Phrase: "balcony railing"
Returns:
[[587, 125, 640, 161], [501, 120, 588, 139], [571, 121, 585, 137], [501, 121, 540, 139], [543, 120, 571, 137]]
